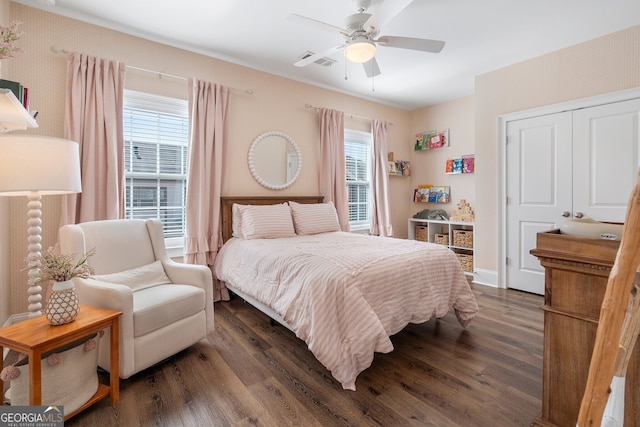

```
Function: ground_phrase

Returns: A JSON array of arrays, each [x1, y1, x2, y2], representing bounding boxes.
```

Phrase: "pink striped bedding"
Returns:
[[213, 231, 479, 390]]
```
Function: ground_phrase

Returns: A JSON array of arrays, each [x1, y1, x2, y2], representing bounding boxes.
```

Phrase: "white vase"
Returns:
[[45, 280, 80, 325]]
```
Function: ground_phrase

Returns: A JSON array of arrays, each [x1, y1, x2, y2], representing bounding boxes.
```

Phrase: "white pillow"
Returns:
[[240, 203, 296, 240], [232, 203, 245, 238], [93, 260, 171, 291], [289, 201, 341, 235]]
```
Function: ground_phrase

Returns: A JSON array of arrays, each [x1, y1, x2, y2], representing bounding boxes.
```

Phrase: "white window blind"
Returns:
[[123, 90, 188, 240], [345, 130, 372, 228]]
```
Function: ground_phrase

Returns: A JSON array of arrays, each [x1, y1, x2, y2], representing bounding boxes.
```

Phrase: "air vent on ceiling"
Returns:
[[299, 52, 336, 67]]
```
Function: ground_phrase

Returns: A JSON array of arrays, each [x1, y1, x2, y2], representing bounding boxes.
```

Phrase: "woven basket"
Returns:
[[435, 233, 449, 245], [415, 225, 428, 241], [5, 334, 99, 414], [457, 254, 474, 273], [453, 230, 474, 248]]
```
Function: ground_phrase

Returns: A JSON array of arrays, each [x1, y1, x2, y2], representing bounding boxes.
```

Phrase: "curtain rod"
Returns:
[[304, 103, 393, 126], [50, 45, 254, 95]]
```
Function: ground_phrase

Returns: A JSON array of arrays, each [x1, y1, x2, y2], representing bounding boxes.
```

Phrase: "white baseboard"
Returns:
[[3, 312, 29, 359], [3, 312, 29, 327], [472, 268, 499, 288]]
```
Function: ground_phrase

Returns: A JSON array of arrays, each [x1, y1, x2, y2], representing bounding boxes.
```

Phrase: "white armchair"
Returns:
[[59, 218, 214, 379]]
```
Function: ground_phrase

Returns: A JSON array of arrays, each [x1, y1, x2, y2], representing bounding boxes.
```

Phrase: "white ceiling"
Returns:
[[13, 0, 640, 110]]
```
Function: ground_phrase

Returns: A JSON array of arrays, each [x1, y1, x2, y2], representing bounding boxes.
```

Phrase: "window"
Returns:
[[123, 90, 189, 247], [344, 129, 372, 230]]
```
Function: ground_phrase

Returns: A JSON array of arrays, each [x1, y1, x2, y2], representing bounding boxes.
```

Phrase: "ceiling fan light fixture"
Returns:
[[344, 39, 376, 63]]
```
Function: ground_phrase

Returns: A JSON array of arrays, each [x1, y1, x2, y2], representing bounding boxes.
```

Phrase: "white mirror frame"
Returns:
[[248, 131, 302, 190]]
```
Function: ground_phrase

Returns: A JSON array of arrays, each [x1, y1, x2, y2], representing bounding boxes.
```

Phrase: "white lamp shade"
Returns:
[[344, 40, 377, 64], [0, 135, 82, 196]]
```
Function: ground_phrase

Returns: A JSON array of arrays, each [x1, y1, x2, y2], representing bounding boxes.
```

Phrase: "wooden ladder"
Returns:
[[577, 171, 640, 427]]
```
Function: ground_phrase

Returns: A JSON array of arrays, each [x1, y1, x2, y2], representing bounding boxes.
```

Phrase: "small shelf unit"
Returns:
[[0, 88, 37, 133], [408, 217, 474, 276]]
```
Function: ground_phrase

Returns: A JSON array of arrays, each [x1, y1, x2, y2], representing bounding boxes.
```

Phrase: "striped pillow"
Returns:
[[240, 203, 296, 240], [290, 201, 341, 235], [232, 203, 245, 238]]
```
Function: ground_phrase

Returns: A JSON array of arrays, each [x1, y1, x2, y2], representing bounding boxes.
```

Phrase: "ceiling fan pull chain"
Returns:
[[371, 63, 375, 92], [344, 59, 348, 80]]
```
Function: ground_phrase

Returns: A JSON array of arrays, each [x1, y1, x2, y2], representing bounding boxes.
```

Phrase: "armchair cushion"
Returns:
[[94, 260, 171, 292], [132, 284, 205, 337]]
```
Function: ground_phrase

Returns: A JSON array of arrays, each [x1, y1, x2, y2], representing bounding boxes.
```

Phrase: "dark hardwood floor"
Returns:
[[66, 283, 544, 427]]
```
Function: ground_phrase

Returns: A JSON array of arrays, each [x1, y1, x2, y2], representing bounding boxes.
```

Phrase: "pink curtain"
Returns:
[[60, 52, 125, 226], [185, 78, 230, 301], [371, 119, 393, 237], [319, 108, 350, 231]]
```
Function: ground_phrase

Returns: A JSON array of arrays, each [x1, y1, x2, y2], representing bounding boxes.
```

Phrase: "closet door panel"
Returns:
[[573, 98, 640, 222], [506, 112, 573, 294]]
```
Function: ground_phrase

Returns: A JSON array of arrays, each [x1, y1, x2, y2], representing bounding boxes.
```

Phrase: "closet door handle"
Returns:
[[562, 211, 571, 217], [574, 212, 584, 218]]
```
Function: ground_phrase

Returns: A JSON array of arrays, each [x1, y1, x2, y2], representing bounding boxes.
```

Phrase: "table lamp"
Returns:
[[0, 135, 81, 318]]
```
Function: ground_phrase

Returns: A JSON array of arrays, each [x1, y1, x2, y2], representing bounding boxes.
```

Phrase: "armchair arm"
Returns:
[[73, 277, 133, 311], [162, 259, 215, 335], [162, 259, 211, 287], [72, 277, 136, 376]]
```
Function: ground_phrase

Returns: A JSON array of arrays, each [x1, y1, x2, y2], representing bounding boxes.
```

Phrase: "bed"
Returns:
[[214, 196, 479, 391]]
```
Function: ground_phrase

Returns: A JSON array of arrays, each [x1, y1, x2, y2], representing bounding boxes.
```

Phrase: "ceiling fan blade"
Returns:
[[287, 14, 349, 37], [362, 57, 381, 78], [376, 36, 445, 53], [366, 0, 414, 30], [294, 44, 346, 67]]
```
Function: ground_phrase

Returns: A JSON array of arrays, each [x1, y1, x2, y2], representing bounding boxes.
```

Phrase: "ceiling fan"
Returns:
[[289, 0, 445, 78]]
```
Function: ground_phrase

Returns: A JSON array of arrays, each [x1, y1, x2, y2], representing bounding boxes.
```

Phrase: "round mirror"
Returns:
[[248, 131, 302, 190]]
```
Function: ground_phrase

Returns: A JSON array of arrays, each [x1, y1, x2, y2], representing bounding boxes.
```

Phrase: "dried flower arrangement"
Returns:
[[0, 21, 23, 60], [27, 247, 96, 285]]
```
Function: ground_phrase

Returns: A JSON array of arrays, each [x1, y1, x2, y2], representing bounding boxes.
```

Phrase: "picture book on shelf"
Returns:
[[414, 184, 432, 202], [395, 160, 410, 176], [389, 161, 398, 175], [429, 186, 450, 204], [452, 158, 463, 174], [463, 155, 475, 173], [429, 133, 443, 149]]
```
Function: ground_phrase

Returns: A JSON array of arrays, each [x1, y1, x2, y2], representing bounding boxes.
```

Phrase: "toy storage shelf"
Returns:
[[408, 218, 474, 276]]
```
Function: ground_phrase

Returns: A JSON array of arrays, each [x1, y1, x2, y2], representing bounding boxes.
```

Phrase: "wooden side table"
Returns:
[[0, 304, 121, 420]]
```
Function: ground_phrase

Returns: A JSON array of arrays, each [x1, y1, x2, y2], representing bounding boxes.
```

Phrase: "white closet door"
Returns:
[[506, 112, 573, 295], [572, 98, 640, 223]]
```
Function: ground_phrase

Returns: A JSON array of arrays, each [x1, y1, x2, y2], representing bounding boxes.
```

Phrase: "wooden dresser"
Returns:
[[530, 230, 640, 427]]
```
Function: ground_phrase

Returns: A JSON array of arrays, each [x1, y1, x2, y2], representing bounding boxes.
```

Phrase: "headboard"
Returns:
[[220, 196, 324, 243]]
